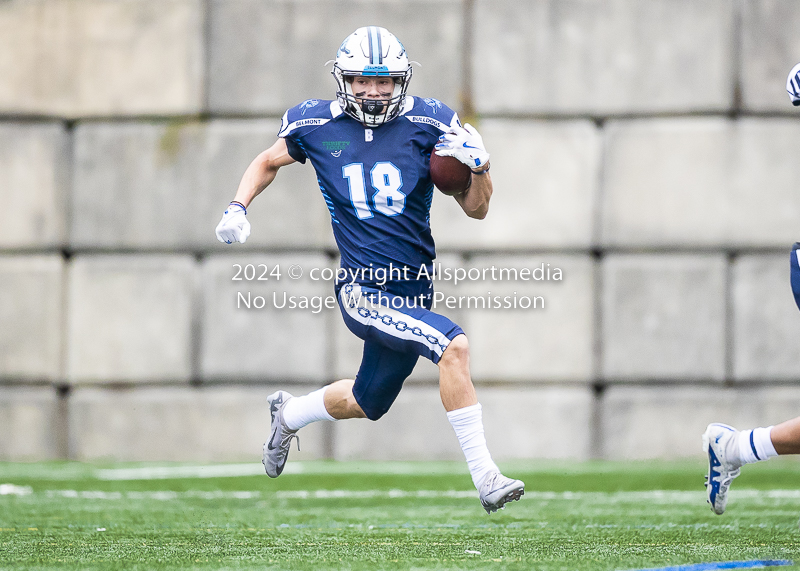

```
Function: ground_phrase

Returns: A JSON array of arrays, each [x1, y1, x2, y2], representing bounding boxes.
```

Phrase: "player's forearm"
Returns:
[[232, 151, 279, 208], [231, 138, 297, 208], [456, 172, 492, 219]]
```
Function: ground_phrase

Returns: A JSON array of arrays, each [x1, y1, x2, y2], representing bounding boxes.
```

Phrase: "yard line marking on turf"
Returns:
[[276, 490, 478, 499], [6, 460, 796, 481], [93, 461, 469, 480], [0, 484, 32, 496], [16, 489, 800, 503], [275, 490, 800, 502], [629, 559, 793, 571], [95, 463, 265, 480], [42, 490, 263, 500]]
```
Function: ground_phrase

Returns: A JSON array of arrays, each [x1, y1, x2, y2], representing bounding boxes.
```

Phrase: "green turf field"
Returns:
[[1, 459, 800, 570]]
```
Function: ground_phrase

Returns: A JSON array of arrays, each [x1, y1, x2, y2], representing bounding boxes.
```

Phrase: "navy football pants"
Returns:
[[336, 280, 464, 420]]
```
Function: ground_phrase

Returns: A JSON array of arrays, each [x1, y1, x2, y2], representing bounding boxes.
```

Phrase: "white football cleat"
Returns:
[[702, 423, 742, 515], [262, 391, 299, 478], [479, 471, 524, 514]]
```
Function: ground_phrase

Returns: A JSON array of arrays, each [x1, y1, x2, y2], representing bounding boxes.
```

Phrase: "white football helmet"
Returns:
[[787, 62, 800, 106], [332, 26, 412, 127]]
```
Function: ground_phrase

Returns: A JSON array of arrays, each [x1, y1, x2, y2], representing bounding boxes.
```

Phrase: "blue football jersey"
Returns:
[[278, 96, 461, 273]]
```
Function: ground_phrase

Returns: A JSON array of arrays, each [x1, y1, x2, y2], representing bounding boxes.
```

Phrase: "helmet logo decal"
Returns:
[[337, 39, 351, 57], [300, 99, 320, 115]]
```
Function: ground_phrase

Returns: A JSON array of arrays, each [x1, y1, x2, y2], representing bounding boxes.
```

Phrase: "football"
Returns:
[[430, 151, 471, 195]]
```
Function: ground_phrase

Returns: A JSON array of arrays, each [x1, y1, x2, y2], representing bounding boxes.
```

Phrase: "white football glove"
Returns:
[[215, 203, 251, 244], [787, 63, 800, 106], [435, 123, 490, 171]]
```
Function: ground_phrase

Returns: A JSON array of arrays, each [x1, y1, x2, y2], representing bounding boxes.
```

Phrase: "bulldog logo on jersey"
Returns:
[[424, 98, 442, 113], [300, 99, 320, 115]]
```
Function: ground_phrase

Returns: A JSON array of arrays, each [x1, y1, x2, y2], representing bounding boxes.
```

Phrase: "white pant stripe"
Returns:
[[339, 284, 451, 358]]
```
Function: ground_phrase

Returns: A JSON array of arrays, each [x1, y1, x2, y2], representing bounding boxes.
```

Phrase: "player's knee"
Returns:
[[365, 409, 387, 421], [341, 393, 369, 420], [362, 402, 390, 421], [351, 389, 392, 421], [440, 334, 469, 368]]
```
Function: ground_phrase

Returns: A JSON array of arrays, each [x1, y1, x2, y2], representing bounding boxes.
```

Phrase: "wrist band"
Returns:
[[471, 163, 490, 175], [229, 201, 247, 215]]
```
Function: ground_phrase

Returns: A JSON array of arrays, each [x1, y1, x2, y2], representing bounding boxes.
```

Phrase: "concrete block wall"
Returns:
[[602, 119, 800, 247], [2, 0, 799, 464], [474, 0, 735, 114], [0, 0, 204, 117], [68, 385, 328, 462], [601, 254, 727, 381]]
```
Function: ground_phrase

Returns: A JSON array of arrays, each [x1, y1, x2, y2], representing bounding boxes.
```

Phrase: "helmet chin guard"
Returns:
[[332, 26, 412, 127]]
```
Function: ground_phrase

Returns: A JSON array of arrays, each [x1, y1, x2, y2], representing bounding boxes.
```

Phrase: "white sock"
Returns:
[[737, 426, 779, 465], [447, 403, 499, 490], [282, 386, 336, 431]]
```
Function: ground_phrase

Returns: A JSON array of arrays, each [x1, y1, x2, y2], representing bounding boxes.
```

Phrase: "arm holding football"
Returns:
[[435, 123, 492, 219], [215, 138, 297, 244], [454, 167, 492, 220]]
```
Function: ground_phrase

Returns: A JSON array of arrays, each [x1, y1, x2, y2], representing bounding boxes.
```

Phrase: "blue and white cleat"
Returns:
[[479, 471, 524, 514], [262, 391, 299, 478], [702, 423, 741, 515]]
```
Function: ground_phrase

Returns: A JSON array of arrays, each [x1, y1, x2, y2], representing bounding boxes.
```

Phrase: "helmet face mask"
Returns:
[[332, 27, 412, 127]]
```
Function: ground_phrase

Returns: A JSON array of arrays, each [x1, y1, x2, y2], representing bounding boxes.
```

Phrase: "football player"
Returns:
[[215, 26, 524, 514], [702, 69, 800, 516]]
